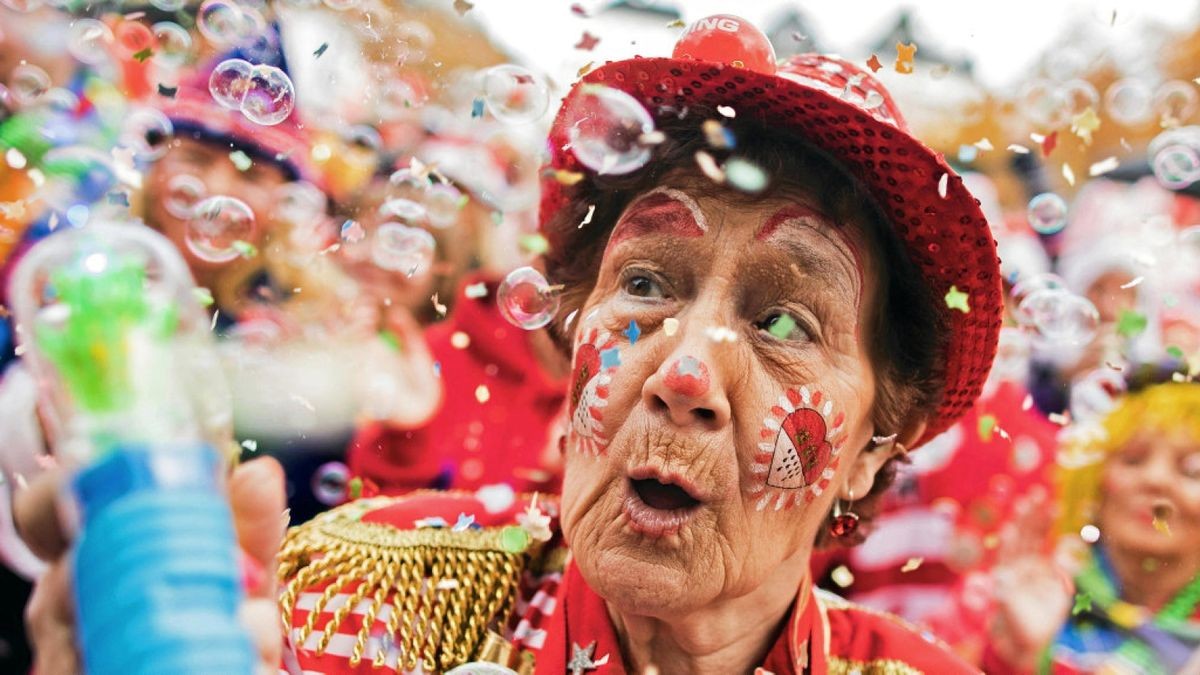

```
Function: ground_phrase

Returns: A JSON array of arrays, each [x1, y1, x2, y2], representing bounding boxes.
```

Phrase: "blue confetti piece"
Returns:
[[957, 144, 978, 164], [471, 97, 485, 118], [600, 347, 621, 369], [433, 361, 442, 377], [623, 319, 640, 345]]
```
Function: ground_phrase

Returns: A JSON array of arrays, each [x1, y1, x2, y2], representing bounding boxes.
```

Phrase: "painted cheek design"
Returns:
[[663, 355, 710, 398], [568, 327, 619, 455], [747, 386, 847, 511]]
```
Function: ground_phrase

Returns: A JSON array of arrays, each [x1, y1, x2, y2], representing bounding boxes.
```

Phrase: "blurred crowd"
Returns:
[[0, 1, 1197, 673]]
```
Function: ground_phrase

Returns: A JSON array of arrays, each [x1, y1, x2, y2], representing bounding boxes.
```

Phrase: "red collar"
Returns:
[[533, 563, 822, 675]]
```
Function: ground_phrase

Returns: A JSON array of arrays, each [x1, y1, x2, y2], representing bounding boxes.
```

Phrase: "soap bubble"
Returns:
[[394, 21, 434, 65], [565, 85, 656, 175], [276, 181, 327, 226], [1018, 79, 1071, 128], [149, 0, 187, 11], [482, 64, 549, 124], [379, 198, 428, 224], [113, 20, 154, 59], [196, 0, 263, 48], [120, 107, 174, 162], [1020, 289, 1099, 346], [498, 266, 559, 330], [425, 183, 464, 229], [209, 58, 253, 109], [1153, 80, 1199, 124], [186, 195, 256, 263], [1026, 193, 1068, 235], [67, 18, 113, 65], [371, 223, 435, 276], [9, 63, 51, 106], [165, 174, 207, 219], [1, 0, 42, 11], [1104, 79, 1154, 126], [322, 0, 359, 9], [1010, 273, 1067, 326], [39, 146, 120, 208], [343, 124, 384, 153], [1151, 145, 1200, 189], [151, 22, 193, 67], [312, 461, 350, 505], [240, 64, 295, 125]]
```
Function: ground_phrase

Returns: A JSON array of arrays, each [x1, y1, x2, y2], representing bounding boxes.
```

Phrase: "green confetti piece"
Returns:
[[1116, 309, 1147, 338], [348, 477, 363, 500], [724, 157, 768, 193], [378, 328, 401, 352], [231, 240, 258, 258], [456, 193, 470, 209], [491, 211, 504, 225], [229, 150, 253, 172], [519, 233, 549, 255], [500, 525, 530, 553], [978, 414, 996, 442], [768, 313, 796, 339], [944, 285, 970, 313], [132, 47, 153, 63], [1167, 345, 1184, 360], [1072, 592, 1092, 616], [192, 287, 214, 307]]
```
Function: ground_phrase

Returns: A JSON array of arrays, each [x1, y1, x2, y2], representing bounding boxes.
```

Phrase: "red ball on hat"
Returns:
[[671, 14, 776, 75]]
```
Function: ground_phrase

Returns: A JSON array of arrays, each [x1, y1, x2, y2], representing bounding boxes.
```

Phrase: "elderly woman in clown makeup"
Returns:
[[985, 366, 1200, 675], [17, 15, 1002, 675]]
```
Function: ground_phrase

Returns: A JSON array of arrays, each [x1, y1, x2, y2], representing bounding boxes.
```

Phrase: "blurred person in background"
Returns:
[[986, 365, 1200, 674]]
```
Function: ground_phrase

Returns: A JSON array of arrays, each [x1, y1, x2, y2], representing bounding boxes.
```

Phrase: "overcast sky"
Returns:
[[467, 0, 1200, 92]]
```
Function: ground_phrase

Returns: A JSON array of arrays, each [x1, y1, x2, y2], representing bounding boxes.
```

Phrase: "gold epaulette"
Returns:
[[277, 493, 559, 673]]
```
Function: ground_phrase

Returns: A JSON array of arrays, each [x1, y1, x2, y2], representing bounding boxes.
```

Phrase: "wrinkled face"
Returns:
[[145, 137, 288, 273], [1098, 429, 1200, 560], [560, 184, 880, 616]]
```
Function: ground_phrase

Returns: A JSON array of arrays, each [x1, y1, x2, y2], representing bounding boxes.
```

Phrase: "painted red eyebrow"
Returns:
[[607, 189, 707, 250], [755, 205, 834, 241]]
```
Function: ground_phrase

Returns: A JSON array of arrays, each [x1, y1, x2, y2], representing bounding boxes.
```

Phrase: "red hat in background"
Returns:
[[538, 15, 1003, 446]]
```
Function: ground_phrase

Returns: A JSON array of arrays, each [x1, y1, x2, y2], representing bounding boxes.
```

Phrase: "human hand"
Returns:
[[16, 457, 288, 675], [988, 486, 1072, 671]]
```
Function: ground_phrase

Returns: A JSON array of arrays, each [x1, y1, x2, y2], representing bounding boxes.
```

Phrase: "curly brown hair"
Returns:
[[541, 111, 947, 547]]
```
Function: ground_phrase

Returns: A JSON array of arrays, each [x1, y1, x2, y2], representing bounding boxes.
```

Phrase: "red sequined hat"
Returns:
[[539, 14, 1003, 446]]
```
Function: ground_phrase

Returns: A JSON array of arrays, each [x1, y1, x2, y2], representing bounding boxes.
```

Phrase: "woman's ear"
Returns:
[[840, 418, 927, 500]]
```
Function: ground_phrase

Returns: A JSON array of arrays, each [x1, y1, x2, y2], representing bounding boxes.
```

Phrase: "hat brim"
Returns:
[[540, 57, 1003, 446]]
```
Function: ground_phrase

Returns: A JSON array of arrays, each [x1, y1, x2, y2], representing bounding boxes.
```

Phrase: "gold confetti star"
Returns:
[[894, 42, 917, 74], [944, 285, 970, 313], [866, 54, 882, 73], [1071, 106, 1101, 143], [901, 557, 924, 572]]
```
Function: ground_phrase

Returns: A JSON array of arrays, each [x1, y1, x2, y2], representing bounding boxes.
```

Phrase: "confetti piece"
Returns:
[[157, 84, 177, 98], [1116, 309, 1147, 338], [1048, 412, 1070, 426], [1062, 163, 1076, 186], [1152, 516, 1171, 536], [229, 150, 253, 171], [1119, 276, 1143, 289], [193, 287, 214, 307], [1167, 345, 1184, 359], [666, 18, 685, 28], [475, 384, 491, 403], [717, 105, 736, 118], [241, 439, 257, 451], [471, 97, 485, 118], [695, 150, 724, 183], [570, 3, 588, 17], [937, 173, 949, 198], [866, 54, 882, 72], [767, 313, 796, 339], [1070, 106, 1101, 143], [944, 285, 970, 313], [1007, 144, 1030, 154], [1072, 593, 1092, 616], [703, 120, 735, 148], [957, 145, 978, 163], [978, 414, 996, 442], [1022, 394, 1033, 411], [1089, 156, 1119, 176], [663, 317, 679, 336], [574, 31, 600, 51], [500, 525, 531, 553], [576, 61, 595, 78], [432, 294, 447, 317], [313, 42, 329, 58], [553, 169, 585, 185], [831, 565, 855, 588], [705, 325, 738, 343], [519, 233, 550, 255], [290, 394, 316, 412], [450, 331, 471, 349], [624, 320, 641, 344], [231, 240, 258, 258], [894, 42, 917, 74], [415, 516, 449, 529], [564, 309, 579, 329], [579, 204, 596, 228], [453, 513, 475, 532], [453, 0, 473, 15], [465, 282, 488, 299], [973, 138, 993, 151], [1040, 131, 1057, 157], [639, 130, 666, 145], [132, 47, 153, 62], [725, 158, 768, 193], [900, 557, 923, 573]]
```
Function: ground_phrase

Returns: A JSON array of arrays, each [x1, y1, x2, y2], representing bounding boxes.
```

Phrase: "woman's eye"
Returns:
[[757, 312, 809, 341], [623, 274, 665, 298]]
